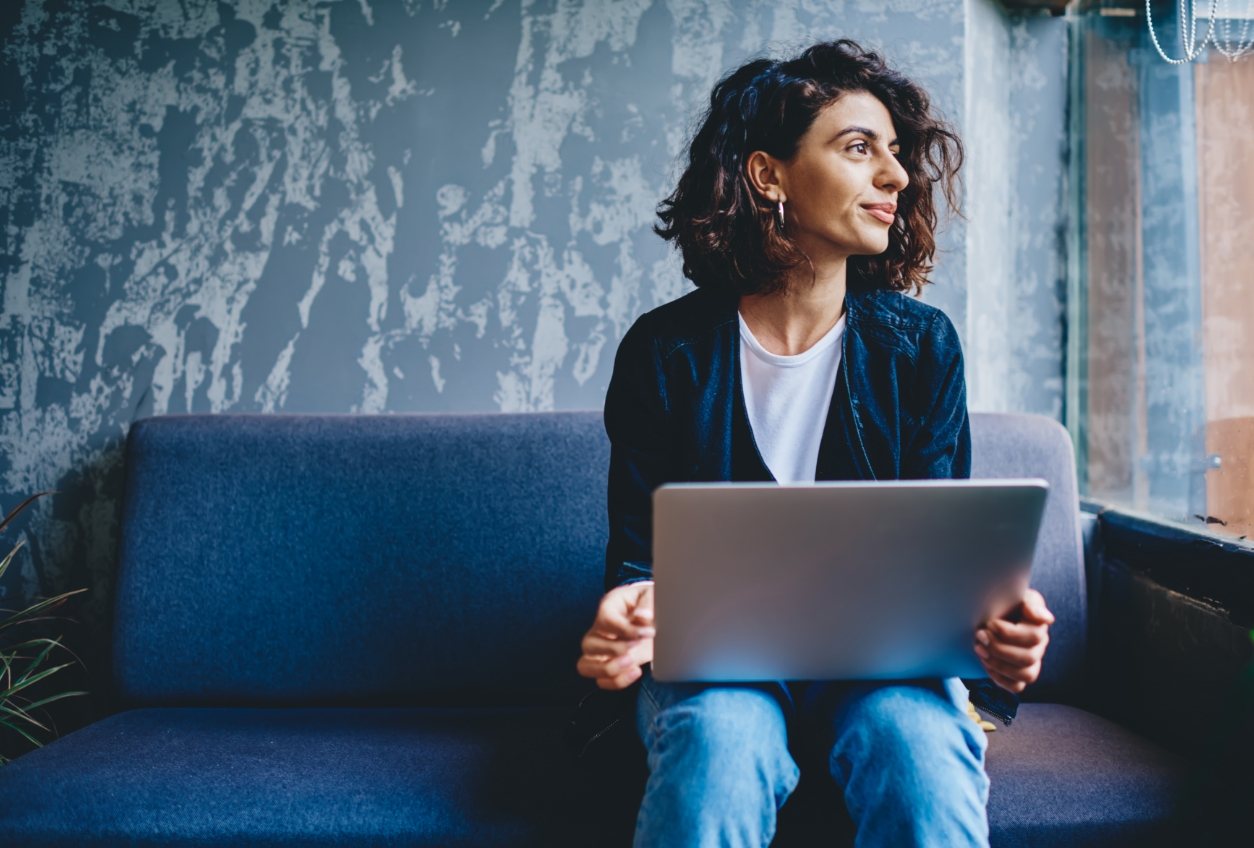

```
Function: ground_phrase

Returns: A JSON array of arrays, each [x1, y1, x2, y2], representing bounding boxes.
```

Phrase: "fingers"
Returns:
[[975, 630, 1048, 669], [627, 583, 655, 631], [984, 617, 1048, 648], [975, 620, 1047, 691], [984, 666, 1027, 694], [594, 582, 656, 642], [580, 633, 648, 675], [631, 604, 654, 625], [630, 582, 654, 616], [576, 652, 643, 689], [976, 643, 1040, 677], [577, 584, 658, 688], [577, 638, 653, 688], [979, 653, 1036, 693], [581, 633, 636, 659], [597, 666, 643, 690], [976, 637, 1037, 692], [583, 636, 651, 671], [594, 614, 653, 643], [594, 602, 644, 640], [576, 646, 642, 681], [1021, 589, 1055, 625], [976, 621, 1048, 663]]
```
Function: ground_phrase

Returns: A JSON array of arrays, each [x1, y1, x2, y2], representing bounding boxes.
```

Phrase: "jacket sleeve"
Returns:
[[901, 310, 972, 481], [602, 315, 675, 591]]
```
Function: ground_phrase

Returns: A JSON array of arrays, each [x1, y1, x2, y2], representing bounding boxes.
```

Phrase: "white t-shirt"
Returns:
[[738, 312, 846, 484]]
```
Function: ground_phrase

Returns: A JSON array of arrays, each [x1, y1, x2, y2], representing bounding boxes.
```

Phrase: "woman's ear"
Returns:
[[745, 150, 785, 204]]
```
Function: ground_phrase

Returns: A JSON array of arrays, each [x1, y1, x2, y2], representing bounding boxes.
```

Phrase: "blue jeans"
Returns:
[[634, 672, 989, 848]]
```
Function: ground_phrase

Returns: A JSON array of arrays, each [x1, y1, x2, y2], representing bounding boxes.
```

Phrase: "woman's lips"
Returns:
[[862, 203, 896, 225]]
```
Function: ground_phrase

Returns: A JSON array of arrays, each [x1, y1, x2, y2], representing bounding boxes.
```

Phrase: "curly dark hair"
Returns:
[[655, 40, 963, 297]]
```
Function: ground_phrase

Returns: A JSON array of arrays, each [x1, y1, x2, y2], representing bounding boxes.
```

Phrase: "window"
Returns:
[[1067, 4, 1254, 539]]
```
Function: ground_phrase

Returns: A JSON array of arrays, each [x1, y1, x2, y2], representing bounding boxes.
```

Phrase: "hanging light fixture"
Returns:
[[1147, 0, 1254, 63], [1212, 0, 1254, 58]]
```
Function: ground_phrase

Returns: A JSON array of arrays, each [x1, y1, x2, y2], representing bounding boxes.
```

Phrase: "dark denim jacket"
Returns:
[[601, 284, 1019, 724]]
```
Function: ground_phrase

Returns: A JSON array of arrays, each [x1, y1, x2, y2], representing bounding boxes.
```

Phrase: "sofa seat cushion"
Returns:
[[772, 702, 1188, 847], [0, 707, 590, 847], [0, 703, 1190, 847], [984, 703, 1187, 847]]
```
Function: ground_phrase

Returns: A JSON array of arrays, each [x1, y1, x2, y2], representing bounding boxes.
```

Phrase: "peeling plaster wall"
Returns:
[[0, 0, 1063, 713], [963, 0, 1067, 417], [1006, 12, 1067, 420], [964, 0, 1014, 411]]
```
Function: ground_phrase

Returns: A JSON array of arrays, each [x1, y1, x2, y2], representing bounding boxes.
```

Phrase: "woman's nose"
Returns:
[[878, 152, 909, 193]]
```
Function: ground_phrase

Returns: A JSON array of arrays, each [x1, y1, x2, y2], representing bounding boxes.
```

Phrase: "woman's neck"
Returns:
[[739, 258, 848, 357]]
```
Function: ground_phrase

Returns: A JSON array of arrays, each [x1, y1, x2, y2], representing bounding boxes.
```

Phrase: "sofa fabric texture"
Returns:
[[983, 704, 1185, 848], [0, 702, 1184, 848], [0, 411, 1184, 847], [0, 707, 586, 848], [969, 414, 1087, 702], [113, 412, 610, 706]]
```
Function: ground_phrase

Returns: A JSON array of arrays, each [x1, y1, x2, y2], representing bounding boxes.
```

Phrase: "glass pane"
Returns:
[[1070, 5, 1254, 540]]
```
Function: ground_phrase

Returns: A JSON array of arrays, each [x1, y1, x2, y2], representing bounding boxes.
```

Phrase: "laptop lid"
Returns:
[[651, 479, 1048, 682]]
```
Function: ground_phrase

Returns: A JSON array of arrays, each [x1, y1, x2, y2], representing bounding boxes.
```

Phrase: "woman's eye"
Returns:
[[850, 142, 868, 155]]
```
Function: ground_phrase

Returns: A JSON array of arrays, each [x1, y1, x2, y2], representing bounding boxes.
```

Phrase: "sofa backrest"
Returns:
[[114, 410, 1085, 707], [114, 412, 610, 706], [971, 413, 1087, 701]]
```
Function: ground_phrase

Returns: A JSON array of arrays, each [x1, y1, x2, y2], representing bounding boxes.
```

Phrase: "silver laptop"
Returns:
[[651, 480, 1049, 682]]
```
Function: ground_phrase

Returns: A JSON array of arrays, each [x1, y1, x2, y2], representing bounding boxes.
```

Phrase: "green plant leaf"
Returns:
[[15, 639, 82, 672], [0, 718, 44, 751], [0, 662, 75, 700], [0, 490, 57, 584], [0, 637, 67, 655], [0, 491, 55, 538], [15, 639, 58, 681], [16, 690, 87, 712], [1, 638, 83, 674], [0, 588, 85, 634], [0, 539, 24, 583], [0, 702, 51, 732], [0, 490, 86, 766]]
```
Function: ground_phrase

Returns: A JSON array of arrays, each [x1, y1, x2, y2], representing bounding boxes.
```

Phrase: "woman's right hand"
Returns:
[[577, 581, 655, 690]]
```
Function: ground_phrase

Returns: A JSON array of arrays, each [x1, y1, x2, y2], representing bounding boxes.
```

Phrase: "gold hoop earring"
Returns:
[[776, 200, 786, 234]]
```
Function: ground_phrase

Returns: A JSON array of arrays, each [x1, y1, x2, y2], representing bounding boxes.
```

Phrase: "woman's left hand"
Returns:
[[974, 588, 1054, 694]]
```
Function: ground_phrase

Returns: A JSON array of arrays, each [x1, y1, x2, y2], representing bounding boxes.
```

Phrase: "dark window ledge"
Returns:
[[1082, 498, 1254, 628]]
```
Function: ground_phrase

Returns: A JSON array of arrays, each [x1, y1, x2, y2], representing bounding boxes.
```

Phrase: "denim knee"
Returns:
[[829, 684, 990, 848], [634, 676, 799, 848], [832, 684, 987, 786], [643, 682, 797, 793]]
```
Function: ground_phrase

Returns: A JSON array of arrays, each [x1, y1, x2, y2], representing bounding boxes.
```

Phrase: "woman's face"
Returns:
[[764, 91, 909, 263]]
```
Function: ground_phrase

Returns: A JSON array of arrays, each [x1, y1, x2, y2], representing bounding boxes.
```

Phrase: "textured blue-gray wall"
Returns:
[[0, 0, 1065, 706], [964, 3, 1068, 419]]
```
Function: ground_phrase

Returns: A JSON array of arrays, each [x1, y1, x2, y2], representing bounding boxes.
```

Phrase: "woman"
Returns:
[[577, 41, 1054, 848]]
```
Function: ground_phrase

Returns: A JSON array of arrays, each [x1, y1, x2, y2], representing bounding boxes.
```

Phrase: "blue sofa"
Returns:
[[0, 411, 1185, 846]]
